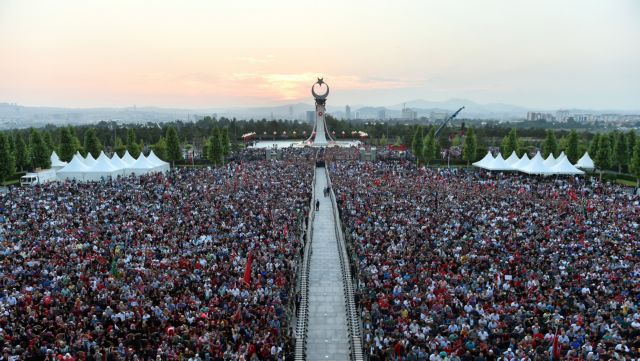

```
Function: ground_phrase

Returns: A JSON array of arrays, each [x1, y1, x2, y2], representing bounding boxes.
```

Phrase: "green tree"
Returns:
[[379, 134, 388, 147], [463, 127, 477, 165], [411, 127, 424, 164], [627, 130, 636, 164], [14, 133, 29, 171], [70, 126, 82, 155], [152, 137, 168, 160], [30, 128, 51, 169], [565, 129, 580, 164], [542, 129, 558, 158], [422, 127, 437, 166], [612, 131, 628, 173], [43, 131, 55, 153], [165, 126, 182, 166], [114, 137, 126, 157], [589, 133, 600, 157], [221, 127, 231, 157], [500, 128, 519, 156], [208, 128, 223, 166], [83, 128, 103, 158], [126, 129, 141, 158], [59, 127, 77, 162], [630, 142, 640, 187], [0, 133, 16, 184], [595, 132, 612, 173]]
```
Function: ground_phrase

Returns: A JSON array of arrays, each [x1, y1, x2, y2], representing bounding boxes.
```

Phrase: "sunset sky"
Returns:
[[1, 0, 639, 109]]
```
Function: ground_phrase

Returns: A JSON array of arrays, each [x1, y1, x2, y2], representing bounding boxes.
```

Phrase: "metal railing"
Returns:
[[294, 165, 316, 361], [324, 168, 365, 361]]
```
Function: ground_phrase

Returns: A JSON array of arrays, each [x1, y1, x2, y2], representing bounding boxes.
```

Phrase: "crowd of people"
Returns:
[[330, 159, 640, 361], [0, 157, 313, 360]]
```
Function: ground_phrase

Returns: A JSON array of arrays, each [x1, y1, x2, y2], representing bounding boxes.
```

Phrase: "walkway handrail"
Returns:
[[324, 168, 365, 361], [295, 163, 316, 361]]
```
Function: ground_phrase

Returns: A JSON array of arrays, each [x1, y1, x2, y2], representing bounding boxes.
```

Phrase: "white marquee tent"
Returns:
[[504, 151, 520, 165], [110, 154, 129, 175], [483, 153, 514, 171], [472, 151, 495, 169], [517, 152, 556, 175], [50, 151, 68, 170], [84, 151, 120, 181], [551, 156, 585, 175], [145, 151, 170, 173], [543, 153, 557, 168], [575, 152, 595, 170], [121, 151, 136, 166], [57, 154, 89, 181], [510, 153, 530, 170], [83, 153, 97, 168], [127, 154, 157, 176]]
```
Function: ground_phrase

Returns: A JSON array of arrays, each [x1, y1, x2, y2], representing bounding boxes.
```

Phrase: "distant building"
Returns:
[[527, 112, 554, 121], [306, 111, 315, 123], [401, 105, 417, 121], [377, 109, 386, 120], [555, 110, 570, 122], [288, 105, 293, 119], [355, 111, 360, 119], [345, 105, 351, 120]]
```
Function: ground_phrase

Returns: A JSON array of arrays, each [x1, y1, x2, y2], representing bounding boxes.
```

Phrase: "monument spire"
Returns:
[[307, 78, 334, 146]]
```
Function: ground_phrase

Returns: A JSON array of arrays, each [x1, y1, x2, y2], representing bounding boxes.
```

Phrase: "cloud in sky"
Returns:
[[0, 0, 638, 109]]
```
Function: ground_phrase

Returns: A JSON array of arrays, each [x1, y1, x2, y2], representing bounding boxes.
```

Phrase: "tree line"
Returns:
[[0, 124, 231, 184], [410, 125, 640, 182]]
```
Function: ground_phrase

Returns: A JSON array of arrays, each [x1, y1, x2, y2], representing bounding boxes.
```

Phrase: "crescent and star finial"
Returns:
[[311, 78, 329, 99]]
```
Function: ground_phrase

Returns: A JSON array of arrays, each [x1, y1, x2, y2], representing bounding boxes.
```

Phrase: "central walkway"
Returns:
[[306, 168, 350, 360]]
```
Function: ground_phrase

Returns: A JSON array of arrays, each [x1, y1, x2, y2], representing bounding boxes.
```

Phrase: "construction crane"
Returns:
[[434, 106, 465, 137]]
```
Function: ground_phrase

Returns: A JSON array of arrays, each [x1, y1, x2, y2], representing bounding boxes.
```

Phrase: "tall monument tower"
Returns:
[[306, 78, 334, 146]]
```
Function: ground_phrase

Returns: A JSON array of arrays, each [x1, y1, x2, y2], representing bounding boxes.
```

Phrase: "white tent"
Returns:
[[511, 153, 530, 170], [472, 151, 495, 169], [50, 151, 68, 170], [575, 152, 595, 170], [84, 151, 119, 181], [482, 153, 514, 171], [505, 151, 520, 165], [56, 154, 89, 181], [127, 154, 157, 176], [518, 152, 556, 175], [121, 150, 136, 166], [543, 153, 557, 167], [110, 154, 128, 176], [83, 153, 97, 167], [551, 156, 585, 175], [146, 150, 170, 173]]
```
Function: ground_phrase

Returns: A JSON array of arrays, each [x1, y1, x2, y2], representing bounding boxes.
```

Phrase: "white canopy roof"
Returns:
[[58, 154, 89, 172], [87, 151, 119, 172], [511, 153, 530, 170], [110, 154, 128, 169], [482, 153, 514, 171], [575, 152, 595, 170], [121, 150, 136, 166], [518, 152, 556, 175], [57, 154, 89, 180], [127, 154, 157, 176], [505, 151, 520, 165], [472, 151, 495, 168], [551, 156, 585, 175], [83, 153, 97, 167], [50, 151, 68, 168], [543, 153, 557, 167], [146, 150, 169, 167]]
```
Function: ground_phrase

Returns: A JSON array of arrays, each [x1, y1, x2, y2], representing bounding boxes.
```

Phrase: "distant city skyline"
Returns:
[[1, 0, 639, 110]]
